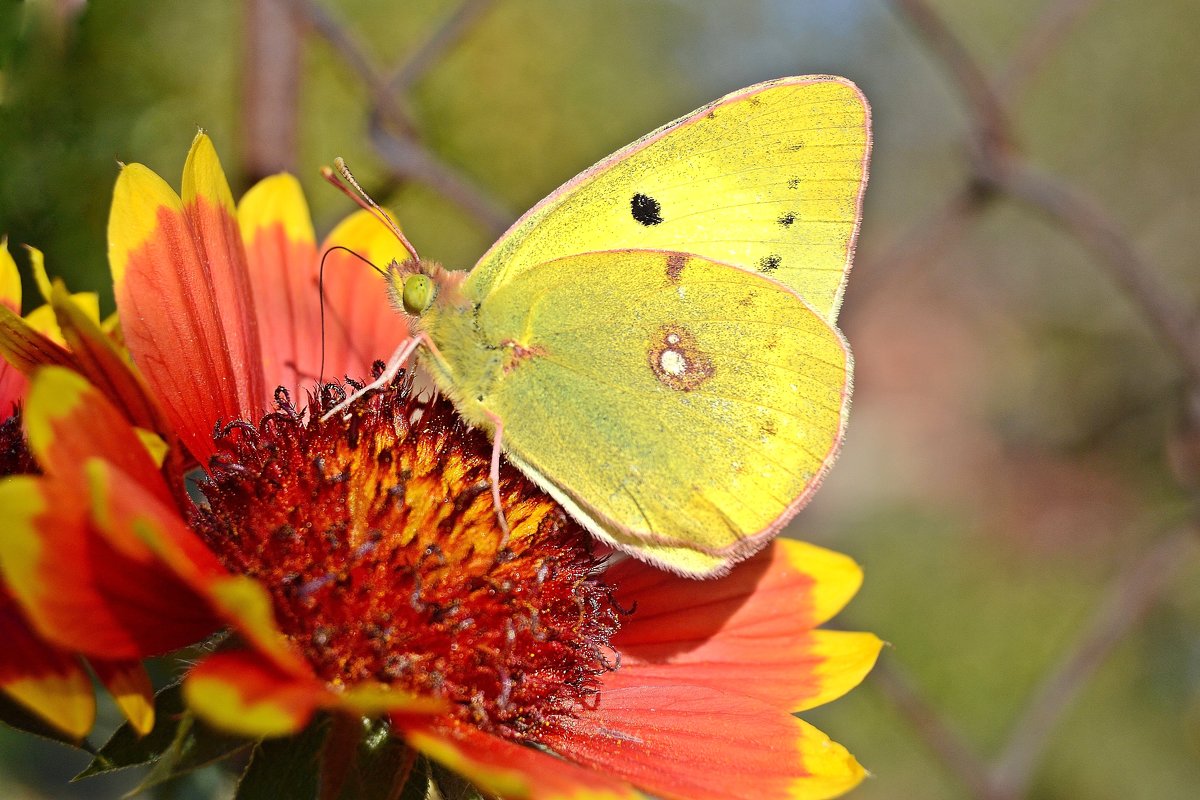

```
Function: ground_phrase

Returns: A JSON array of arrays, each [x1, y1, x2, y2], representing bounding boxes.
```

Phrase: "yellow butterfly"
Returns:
[[335, 75, 870, 578]]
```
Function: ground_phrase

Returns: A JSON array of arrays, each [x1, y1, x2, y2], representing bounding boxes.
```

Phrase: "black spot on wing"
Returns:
[[788, 143, 805, 152], [630, 193, 663, 226], [787, 178, 801, 190], [758, 254, 782, 274], [778, 212, 796, 227]]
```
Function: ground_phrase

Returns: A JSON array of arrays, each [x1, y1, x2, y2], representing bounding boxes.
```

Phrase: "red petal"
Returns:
[[609, 539, 878, 710], [182, 133, 266, 412], [0, 585, 95, 739], [108, 162, 246, 463], [0, 362, 25, 413], [398, 718, 639, 800], [544, 683, 865, 800]]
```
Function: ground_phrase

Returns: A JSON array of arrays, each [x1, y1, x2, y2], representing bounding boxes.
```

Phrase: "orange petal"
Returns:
[[612, 629, 881, 714], [608, 539, 878, 711], [544, 683, 865, 800], [108, 161, 245, 463], [182, 133, 265, 412], [318, 210, 410, 383], [184, 651, 328, 738], [0, 586, 96, 739], [238, 173, 321, 399], [91, 658, 155, 735], [0, 473, 219, 660], [399, 718, 640, 800]]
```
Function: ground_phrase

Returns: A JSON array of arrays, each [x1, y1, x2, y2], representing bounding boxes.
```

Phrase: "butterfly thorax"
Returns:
[[389, 259, 502, 432]]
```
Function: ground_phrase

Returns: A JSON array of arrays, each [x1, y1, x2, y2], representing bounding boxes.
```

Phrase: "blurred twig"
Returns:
[[996, 0, 1099, 101], [388, 0, 497, 96], [286, 0, 510, 235], [991, 529, 1199, 796], [870, 659, 1008, 800], [988, 158, 1200, 386]]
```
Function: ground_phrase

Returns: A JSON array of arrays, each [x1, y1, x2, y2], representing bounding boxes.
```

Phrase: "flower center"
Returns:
[[0, 409, 38, 477], [190, 377, 623, 739]]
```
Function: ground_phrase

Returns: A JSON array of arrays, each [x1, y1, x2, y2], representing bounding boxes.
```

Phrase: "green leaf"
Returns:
[[76, 680, 252, 793], [331, 717, 429, 800], [235, 717, 329, 800], [429, 761, 485, 800], [0, 690, 87, 748]]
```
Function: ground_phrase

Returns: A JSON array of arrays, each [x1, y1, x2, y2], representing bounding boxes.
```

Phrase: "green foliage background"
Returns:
[[1, 0, 1199, 798]]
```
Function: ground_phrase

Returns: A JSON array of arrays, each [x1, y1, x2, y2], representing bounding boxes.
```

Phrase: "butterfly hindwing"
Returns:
[[429, 249, 851, 577]]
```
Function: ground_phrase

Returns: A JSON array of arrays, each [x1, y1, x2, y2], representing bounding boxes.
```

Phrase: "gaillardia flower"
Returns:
[[0, 133, 880, 799]]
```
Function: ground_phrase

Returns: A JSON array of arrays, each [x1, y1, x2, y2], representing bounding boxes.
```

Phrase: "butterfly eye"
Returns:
[[402, 274, 436, 316]]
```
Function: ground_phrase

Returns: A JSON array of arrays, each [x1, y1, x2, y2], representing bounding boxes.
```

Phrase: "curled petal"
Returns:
[[184, 651, 327, 739], [23, 367, 172, 504], [183, 651, 441, 740], [399, 718, 640, 800]]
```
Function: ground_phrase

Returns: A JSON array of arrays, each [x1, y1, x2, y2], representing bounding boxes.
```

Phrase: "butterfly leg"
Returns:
[[320, 334, 424, 421], [484, 410, 511, 542]]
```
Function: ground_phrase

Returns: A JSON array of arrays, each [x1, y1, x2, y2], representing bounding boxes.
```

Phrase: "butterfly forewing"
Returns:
[[467, 76, 870, 323]]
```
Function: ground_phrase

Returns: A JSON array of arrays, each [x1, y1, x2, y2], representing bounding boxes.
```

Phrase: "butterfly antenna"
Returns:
[[316, 245, 389, 388], [321, 158, 420, 263]]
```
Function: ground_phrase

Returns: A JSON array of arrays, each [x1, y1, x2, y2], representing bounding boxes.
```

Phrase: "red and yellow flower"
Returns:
[[0, 133, 880, 799]]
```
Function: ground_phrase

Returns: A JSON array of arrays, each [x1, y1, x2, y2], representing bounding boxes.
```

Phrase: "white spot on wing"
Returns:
[[660, 349, 687, 376]]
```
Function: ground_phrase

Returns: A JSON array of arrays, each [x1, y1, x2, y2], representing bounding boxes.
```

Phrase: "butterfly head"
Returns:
[[387, 258, 465, 320]]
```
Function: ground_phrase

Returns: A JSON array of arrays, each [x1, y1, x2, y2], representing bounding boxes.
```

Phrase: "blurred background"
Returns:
[[2, 0, 1199, 797]]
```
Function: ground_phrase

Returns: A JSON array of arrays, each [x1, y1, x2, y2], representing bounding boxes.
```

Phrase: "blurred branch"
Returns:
[[988, 156, 1200, 387], [889, 0, 1013, 161], [286, 0, 510, 234], [388, 0, 497, 96], [242, 0, 304, 183], [995, 0, 1098, 101], [870, 659, 1007, 800], [991, 529, 1199, 796], [367, 120, 511, 237]]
